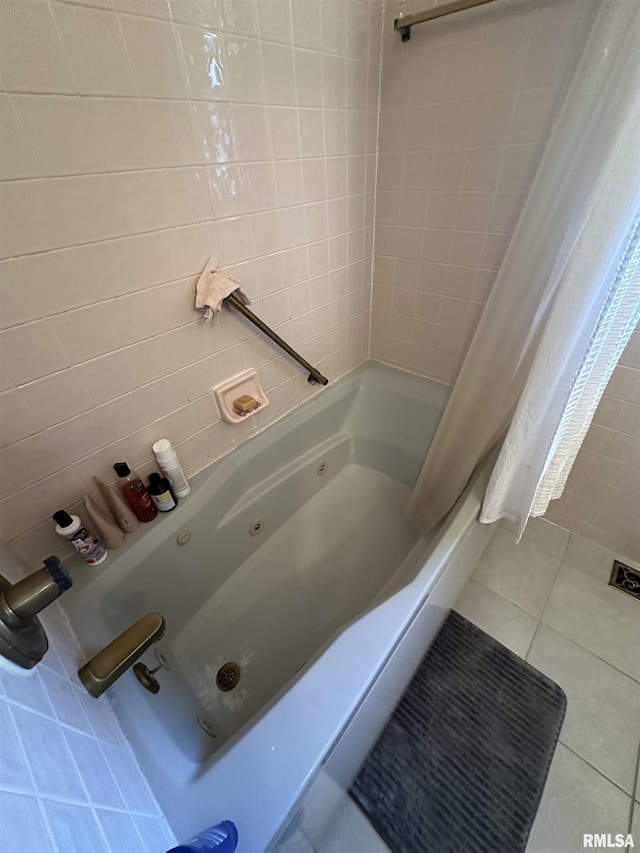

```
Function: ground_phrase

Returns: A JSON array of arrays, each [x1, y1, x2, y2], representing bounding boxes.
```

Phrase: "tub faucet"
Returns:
[[78, 612, 165, 698], [0, 544, 73, 669]]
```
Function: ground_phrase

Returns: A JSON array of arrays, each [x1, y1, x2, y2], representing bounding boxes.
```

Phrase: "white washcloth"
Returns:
[[195, 256, 250, 321]]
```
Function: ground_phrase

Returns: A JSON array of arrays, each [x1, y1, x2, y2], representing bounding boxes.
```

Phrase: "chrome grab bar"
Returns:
[[224, 292, 329, 386], [394, 0, 496, 41]]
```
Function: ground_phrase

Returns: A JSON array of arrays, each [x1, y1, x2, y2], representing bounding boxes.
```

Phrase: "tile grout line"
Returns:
[[366, 6, 385, 359], [628, 742, 640, 843], [467, 522, 639, 841], [523, 529, 572, 662], [531, 622, 640, 686], [476, 526, 640, 685], [559, 742, 635, 801], [3, 700, 63, 853]]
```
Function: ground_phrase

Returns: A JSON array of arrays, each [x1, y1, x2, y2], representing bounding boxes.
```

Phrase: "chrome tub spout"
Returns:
[[78, 612, 165, 698]]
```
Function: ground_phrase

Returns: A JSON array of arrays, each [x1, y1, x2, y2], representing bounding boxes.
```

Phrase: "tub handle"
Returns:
[[78, 612, 166, 698]]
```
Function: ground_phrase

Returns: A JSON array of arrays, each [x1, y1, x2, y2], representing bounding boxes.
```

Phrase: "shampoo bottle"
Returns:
[[83, 494, 127, 549], [53, 510, 107, 566], [152, 439, 191, 498], [113, 463, 158, 523], [94, 477, 140, 533]]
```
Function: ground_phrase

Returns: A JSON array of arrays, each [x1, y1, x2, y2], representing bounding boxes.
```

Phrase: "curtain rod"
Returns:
[[394, 0, 496, 41]]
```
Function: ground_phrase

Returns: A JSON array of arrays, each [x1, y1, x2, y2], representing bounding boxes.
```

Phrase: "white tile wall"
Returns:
[[372, 0, 640, 559], [0, 602, 175, 853], [545, 331, 640, 560], [0, 0, 383, 566], [0, 2, 382, 849], [0, 3, 636, 846], [370, 0, 598, 385]]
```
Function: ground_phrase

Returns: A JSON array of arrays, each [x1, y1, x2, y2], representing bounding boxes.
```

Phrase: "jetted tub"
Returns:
[[64, 361, 496, 852]]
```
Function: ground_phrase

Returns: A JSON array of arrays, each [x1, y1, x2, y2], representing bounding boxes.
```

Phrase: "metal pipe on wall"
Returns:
[[224, 293, 329, 386], [394, 0, 496, 41]]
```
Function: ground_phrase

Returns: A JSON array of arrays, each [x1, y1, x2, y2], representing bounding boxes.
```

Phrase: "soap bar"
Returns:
[[233, 394, 259, 415]]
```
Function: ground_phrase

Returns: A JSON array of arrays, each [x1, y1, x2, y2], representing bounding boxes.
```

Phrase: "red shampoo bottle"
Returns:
[[113, 462, 158, 523]]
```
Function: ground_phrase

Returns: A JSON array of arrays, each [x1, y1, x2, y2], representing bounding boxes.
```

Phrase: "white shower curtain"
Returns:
[[408, 0, 640, 535]]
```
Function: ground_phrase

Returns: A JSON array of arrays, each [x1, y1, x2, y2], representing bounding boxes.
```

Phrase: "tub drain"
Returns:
[[216, 662, 241, 692]]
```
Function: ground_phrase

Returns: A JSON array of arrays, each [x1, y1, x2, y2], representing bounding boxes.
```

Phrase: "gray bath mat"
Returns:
[[351, 611, 566, 853]]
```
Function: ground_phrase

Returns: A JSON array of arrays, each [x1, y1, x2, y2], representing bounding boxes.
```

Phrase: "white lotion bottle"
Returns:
[[152, 439, 191, 498], [53, 510, 108, 565]]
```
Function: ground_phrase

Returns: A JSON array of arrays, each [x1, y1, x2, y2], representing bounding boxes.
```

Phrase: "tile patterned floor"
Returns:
[[456, 518, 640, 853], [302, 518, 639, 853]]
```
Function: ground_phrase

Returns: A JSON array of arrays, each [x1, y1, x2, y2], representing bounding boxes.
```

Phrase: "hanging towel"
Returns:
[[195, 256, 250, 321]]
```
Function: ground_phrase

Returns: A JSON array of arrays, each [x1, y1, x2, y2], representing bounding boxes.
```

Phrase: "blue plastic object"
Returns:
[[43, 556, 73, 591], [167, 821, 238, 853]]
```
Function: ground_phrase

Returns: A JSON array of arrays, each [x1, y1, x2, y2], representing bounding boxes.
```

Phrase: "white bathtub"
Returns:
[[63, 361, 496, 852]]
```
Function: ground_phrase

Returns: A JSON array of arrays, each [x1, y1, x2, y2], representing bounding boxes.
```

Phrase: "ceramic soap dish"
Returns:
[[213, 369, 269, 424]]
